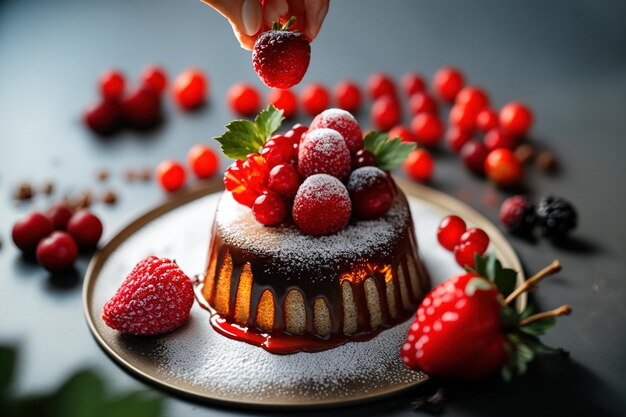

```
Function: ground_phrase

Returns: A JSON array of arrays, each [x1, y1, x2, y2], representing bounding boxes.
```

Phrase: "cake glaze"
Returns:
[[202, 190, 430, 353]]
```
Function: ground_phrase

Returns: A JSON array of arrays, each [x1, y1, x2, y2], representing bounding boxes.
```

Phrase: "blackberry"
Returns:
[[537, 195, 577, 239], [499, 195, 536, 234]]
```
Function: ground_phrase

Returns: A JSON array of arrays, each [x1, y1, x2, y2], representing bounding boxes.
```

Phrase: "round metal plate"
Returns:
[[83, 179, 525, 409]]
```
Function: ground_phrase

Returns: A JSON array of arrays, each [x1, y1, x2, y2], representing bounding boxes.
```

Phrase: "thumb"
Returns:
[[200, 0, 263, 50]]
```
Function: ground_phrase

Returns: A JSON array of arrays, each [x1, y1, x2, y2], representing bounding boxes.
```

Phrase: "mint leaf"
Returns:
[[364, 131, 416, 170], [214, 105, 284, 160], [255, 105, 284, 140]]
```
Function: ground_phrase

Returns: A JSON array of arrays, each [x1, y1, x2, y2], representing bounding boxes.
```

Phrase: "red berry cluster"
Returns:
[[12, 207, 103, 272], [84, 67, 209, 135], [221, 108, 400, 235], [437, 215, 490, 269], [156, 144, 219, 193]]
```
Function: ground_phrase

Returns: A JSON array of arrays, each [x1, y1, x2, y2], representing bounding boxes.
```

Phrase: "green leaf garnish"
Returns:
[[472, 253, 517, 297], [214, 105, 284, 160], [364, 131, 416, 170]]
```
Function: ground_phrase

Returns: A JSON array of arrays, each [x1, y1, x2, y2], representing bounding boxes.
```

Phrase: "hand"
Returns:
[[200, 0, 329, 50]]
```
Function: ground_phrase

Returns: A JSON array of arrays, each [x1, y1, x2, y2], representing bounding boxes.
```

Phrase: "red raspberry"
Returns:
[[449, 103, 479, 131], [484, 128, 516, 152], [476, 108, 499, 132], [157, 160, 186, 192], [445, 126, 472, 153], [334, 80, 361, 112], [227, 83, 261, 116], [261, 135, 297, 167], [99, 69, 125, 101], [309, 108, 363, 153], [188, 144, 219, 179], [455, 86, 489, 112], [459, 228, 490, 255], [47, 204, 73, 230], [404, 149, 434, 182], [402, 72, 426, 96], [67, 210, 103, 249], [460, 139, 488, 175], [141, 65, 168, 95], [389, 125, 415, 142], [500, 102, 533, 136], [268, 163, 300, 198], [367, 73, 396, 99], [433, 67, 464, 101], [292, 174, 352, 236], [301, 83, 329, 116], [172, 68, 208, 110], [437, 215, 467, 251], [411, 113, 443, 147], [83, 100, 123, 135], [454, 241, 478, 269], [484, 148, 523, 187], [347, 167, 395, 219], [371, 95, 401, 131], [253, 191, 288, 225], [102, 256, 194, 335], [351, 149, 376, 169], [12, 212, 54, 254], [36, 231, 78, 272], [268, 89, 298, 118], [252, 24, 310, 88], [298, 128, 351, 180], [122, 86, 162, 129], [409, 92, 438, 116], [500, 195, 536, 234]]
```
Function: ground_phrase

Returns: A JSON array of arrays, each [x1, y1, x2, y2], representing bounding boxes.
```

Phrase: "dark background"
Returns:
[[1, 0, 625, 415]]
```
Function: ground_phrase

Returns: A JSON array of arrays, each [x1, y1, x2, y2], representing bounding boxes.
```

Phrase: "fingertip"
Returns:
[[304, 0, 328, 40], [242, 0, 262, 36]]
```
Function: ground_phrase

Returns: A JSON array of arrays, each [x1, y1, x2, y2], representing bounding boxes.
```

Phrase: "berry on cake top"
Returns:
[[214, 105, 416, 235]]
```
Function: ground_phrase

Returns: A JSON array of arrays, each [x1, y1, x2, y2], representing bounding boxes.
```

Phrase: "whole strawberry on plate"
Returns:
[[402, 254, 571, 380], [102, 256, 194, 335], [252, 16, 311, 89]]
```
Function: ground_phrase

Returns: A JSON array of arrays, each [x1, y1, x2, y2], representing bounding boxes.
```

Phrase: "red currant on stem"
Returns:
[[437, 215, 466, 251], [99, 69, 125, 101], [268, 89, 298, 118], [351, 149, 376, 169], [411, 113, 443, 147], [500, 102, 533, 136], [253, 191, 287, 225], [459, 228, 490, 255], [301, 83, 329, 116], [156, 160, 186, 192], [188, 144, 219, 179], [173, 68, 208, 110], [446, 126, 472, 153], [404, 149, 434, 182], [334, 80, 361, 112], [454, 241, 478, 269], [227, 83, 261, 116], [141, 65, 168, 94], [433, 67, 464, 101], [268, 163, 300, 199], [409, 92, 437, 116]]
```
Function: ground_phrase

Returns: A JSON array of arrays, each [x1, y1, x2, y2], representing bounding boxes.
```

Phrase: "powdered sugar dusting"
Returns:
[[298, 128, 351, 179], [309, 108, 363, 153], [347, 166, 389, 191], [295, 173, 349, 206], [216, 190, 410, 283]]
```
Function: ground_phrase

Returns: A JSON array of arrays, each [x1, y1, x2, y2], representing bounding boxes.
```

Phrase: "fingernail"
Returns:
[[242, 0, 262, 36]]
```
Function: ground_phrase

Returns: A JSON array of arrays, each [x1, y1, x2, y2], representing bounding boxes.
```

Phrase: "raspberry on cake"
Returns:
[[208, 105, 426, 353]]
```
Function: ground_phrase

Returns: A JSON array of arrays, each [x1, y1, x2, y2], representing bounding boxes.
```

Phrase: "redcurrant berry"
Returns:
[[99, 69, 125, 101], [402, 72, 426, 96], [484, 129, 516, 152], [433, 67, 464, 101], [141, 65, 168, 94], [459, 228, 490, 255], [301, 83, 329, 116], [454, 241, 478, 269], [460, 139, 488, 175], [404, 149, 434, 182], [83, 100, 122, 135], [268, 163, 300, 199], [122, 87, 162, 129], [227, 83, 261, 116], [156, 160, 186, 192], [409, 92, 437, 115], [253, 191, 287, 226], [437, 215, 466, 251], [476, 108, 499, 132], [389, 125, 415, 142], [12, 212, 54, 254], [367, 73, 396, 99], [67, 210, 103, 248], [47, 204, 73, 230], [455, 86, 489, 112], [445, 126, 472, 153], [36, 231, 78, 272], [334, 80, 361, 112], [173, 68, 207, 110], [268, 89, 298, 118], [449, 103, 479, 131], [484, 148, 523, 187], [500, 102, 533, 136], [188, 144, 219, 179], [261, 135, 297, 168], [411, 113, 443, 147], [371, 95, 400, 131]]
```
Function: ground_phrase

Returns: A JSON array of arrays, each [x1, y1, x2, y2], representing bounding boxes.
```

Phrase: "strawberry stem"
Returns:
[[504, 260, 561, 306], [518, 304, 572, 326], [281, 15, 297, 31]]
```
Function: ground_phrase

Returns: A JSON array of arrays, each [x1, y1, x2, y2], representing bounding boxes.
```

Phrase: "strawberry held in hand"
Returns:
[[402, 254, 571, 380], [252, 16, 311, 89], [102, 256, 194, 335]]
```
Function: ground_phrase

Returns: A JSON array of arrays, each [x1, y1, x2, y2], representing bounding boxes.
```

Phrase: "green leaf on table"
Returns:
[[0, 345, 16, 399], [475, 253, 517, 297], [214, 105, 284, 160], [48, 370, 105, 417], [364, 131, 416, 170], [100, 391, 163, 417]]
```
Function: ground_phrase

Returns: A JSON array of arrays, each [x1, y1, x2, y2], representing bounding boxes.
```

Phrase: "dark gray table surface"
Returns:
[[1, 0, 625, 415]]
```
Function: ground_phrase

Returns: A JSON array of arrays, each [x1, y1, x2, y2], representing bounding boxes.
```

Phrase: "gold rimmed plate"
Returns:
[[83, 178, 525, 409]]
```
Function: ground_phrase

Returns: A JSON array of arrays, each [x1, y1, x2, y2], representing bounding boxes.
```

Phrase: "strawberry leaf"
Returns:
[[519, 316, 556, 336], [214, 105, 284, 160], [474, 253, 517, 297], [364, 131, 416, 170]]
